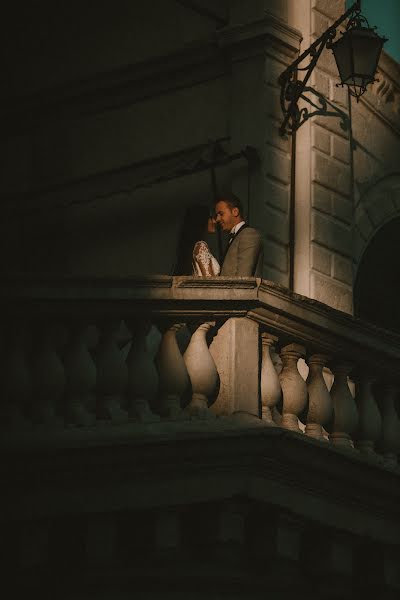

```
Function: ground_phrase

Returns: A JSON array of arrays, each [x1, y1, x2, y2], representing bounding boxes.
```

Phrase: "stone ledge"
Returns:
[[255, 279, 400, 372], [2, 424, 399, 546], [3, 15, 302, 138], [218, 15, 301, 58]]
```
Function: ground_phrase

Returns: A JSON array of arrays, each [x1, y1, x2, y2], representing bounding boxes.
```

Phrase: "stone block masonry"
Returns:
[[311, 211, 352, 257], [262, 48, 292, 287], [308, 0, 353, 313], [311, 272, 353, 314], [264, 205, 290, 246], [312, 0, 343, 20], [312, 152, 351, 198], [311, 243, 331, 277], [265, 143, 291, 186], [263, 238, 288, 274], [333, 254, 353, 286]]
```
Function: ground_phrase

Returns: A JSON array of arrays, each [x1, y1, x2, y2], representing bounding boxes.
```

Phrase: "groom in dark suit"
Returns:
[[214, 195, 263, 277]]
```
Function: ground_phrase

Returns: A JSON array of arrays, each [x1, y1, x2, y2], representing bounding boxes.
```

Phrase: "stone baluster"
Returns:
[[63, 322, 96, 426], [0, 323, 31, 427], [377, 384, 400, 467], [329, 362, 358, 449], [183, 322, 219, 418], [279, 343, 307, 432], [260, 333, 281, 425], [156, 323, 189, 419], [125, 321, 160, 422], [30, 322, 65, 425], [353, 373, 382, 456], [96, 320, 128, 422], [271, 347, 283, 425], [305, 354, 332, 441]]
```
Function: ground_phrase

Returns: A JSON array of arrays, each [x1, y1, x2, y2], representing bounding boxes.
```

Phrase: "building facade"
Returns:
[[2, 1, 400, 598]]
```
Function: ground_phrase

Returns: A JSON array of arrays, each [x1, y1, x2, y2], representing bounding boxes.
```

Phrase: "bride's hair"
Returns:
[[174, 204, 210, 275]]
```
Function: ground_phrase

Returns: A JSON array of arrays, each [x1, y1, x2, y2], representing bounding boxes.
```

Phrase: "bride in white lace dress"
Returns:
[[192, 240, 220, 277]]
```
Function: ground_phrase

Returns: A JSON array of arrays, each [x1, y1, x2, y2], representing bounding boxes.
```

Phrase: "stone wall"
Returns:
[[352, 51, 400, 271], [2, 1, 300, 284], [290, 0, 400, 316], [290, 0, 354, 314], [2, 4, 231, 276], [226, 2, 300, 287], [4, 0, 399, 316]]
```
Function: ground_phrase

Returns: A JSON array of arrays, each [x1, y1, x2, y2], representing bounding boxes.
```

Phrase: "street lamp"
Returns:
[[279, 1, 387, 136]]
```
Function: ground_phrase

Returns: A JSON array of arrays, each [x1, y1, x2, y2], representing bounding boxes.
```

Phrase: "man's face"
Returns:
[[214, 200, 239, 232]]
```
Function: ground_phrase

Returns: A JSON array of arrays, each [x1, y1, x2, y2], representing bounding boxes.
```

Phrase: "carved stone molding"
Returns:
[[362, 50, 400, 136], [3, 15, 301, 139], [218, 14, 301, 61]]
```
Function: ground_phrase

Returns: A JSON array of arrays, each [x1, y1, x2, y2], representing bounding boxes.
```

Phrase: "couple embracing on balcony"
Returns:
[[192, 195, 263, 278]]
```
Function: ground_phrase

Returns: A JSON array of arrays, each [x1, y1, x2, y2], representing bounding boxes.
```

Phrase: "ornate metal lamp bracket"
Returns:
[[293, 85, 350, 133], [279, 1, 361, 136]]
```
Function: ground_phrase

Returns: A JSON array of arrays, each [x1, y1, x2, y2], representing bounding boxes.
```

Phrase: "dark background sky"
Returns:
[[346, 0, 400, 62]]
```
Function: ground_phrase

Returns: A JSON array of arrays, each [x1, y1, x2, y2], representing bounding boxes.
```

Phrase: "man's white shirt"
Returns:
[[230, 221, 246, 236]]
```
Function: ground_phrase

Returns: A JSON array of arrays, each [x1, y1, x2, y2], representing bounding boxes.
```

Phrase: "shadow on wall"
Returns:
[[14, 168, 231, 277], [354, 216, 400, 333]]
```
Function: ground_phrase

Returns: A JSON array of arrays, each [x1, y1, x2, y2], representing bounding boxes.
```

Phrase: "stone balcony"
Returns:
[[2, 276, 400, 598]]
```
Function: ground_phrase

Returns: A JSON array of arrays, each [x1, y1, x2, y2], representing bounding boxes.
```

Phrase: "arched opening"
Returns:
[[354, 217, 400, 333]]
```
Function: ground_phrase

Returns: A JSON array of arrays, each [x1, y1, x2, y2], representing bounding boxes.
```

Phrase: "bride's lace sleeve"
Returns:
[[192, 241, 220, 277]]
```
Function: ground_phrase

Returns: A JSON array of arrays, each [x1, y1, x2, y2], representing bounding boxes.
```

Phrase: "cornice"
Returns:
[[176, 276, 259, 289], [253, 279, 400, 375], [2, 16, 301, 137], [2, 39, 227, 136], [3, 426, 400, 545], [218, 14, 301, 60], [360, 50, 400, 136]]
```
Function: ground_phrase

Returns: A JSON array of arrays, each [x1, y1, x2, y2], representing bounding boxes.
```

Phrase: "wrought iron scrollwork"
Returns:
[[279, 1, 361, 136], [281, 83, 350, 135]]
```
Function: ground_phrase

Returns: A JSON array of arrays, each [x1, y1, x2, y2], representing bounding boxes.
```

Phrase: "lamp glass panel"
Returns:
[[332, 36, 353, 83], [350, 29, 383, 81]]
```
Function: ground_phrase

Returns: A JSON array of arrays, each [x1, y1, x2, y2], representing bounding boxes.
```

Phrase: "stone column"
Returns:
[[63, 322, 96, 426], [279, 343, 307, 432], [156, 323, 189, 419], [353, 373, 382, 456], [126, 321, 160, 422], [305, 354, 332, 441], [329, 362, 358, 449], [30, 322, 64, 426], [0, 323, 31, 427], [183, 322, 219, 418], [260, 333, 281, 425], [96, 320, 128, 422]]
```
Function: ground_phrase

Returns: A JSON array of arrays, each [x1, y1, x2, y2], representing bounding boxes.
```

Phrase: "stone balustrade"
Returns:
[[1, 275, 400, 468]]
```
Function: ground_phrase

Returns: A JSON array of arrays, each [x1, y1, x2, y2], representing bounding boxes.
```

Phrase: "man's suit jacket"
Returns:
[[220, 225, 263, 277]]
